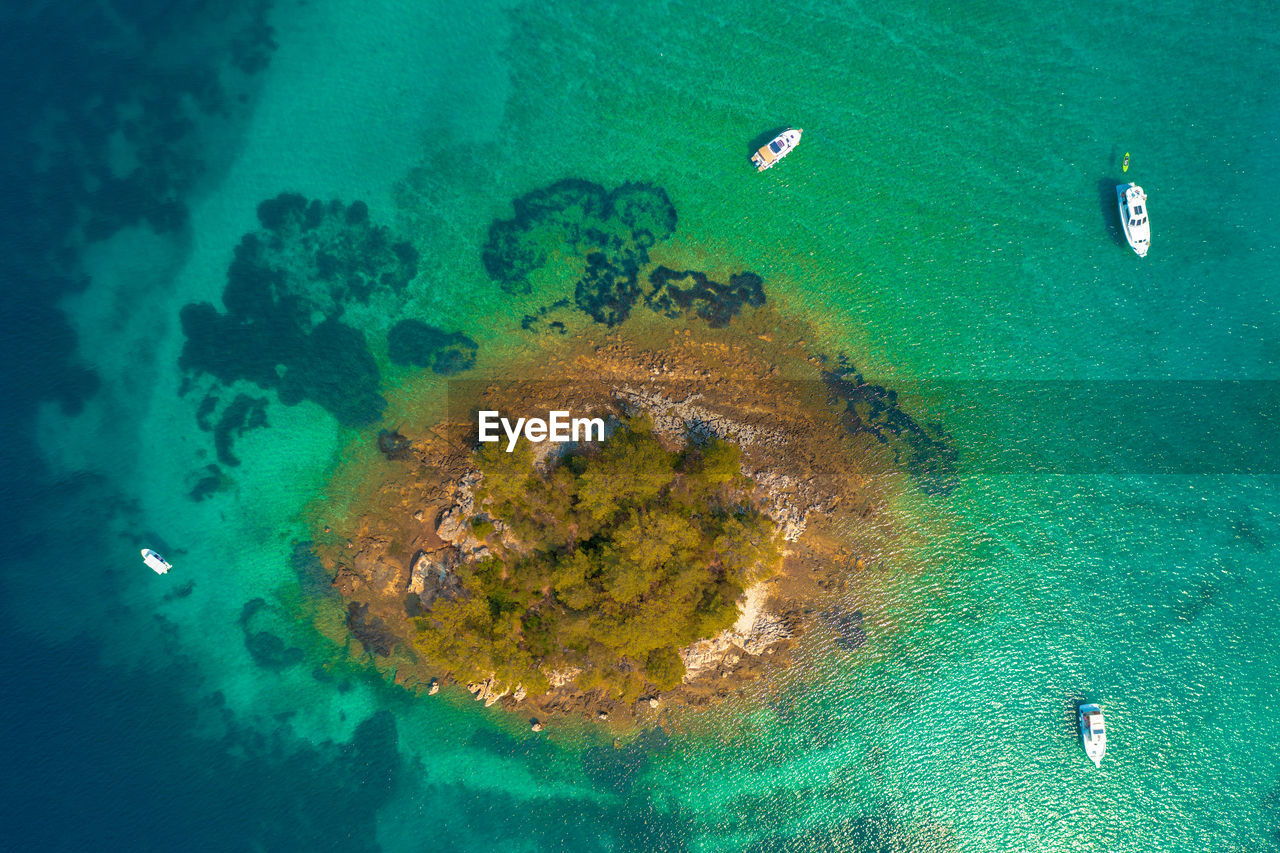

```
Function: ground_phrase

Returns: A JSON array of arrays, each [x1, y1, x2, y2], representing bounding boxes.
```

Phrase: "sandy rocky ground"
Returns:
[[317, 311, 890, 726]]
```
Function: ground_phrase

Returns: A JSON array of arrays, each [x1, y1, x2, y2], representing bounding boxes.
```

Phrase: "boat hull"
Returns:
[[1078, 702, 1107, 767], [1116, 183, 1150, 257], [142, 548, 172, 575], [751, 128, 803, 171]]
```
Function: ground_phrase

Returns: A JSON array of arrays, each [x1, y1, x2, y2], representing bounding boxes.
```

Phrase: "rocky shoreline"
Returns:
[[312, 308, 938, 726], [412, 420, 809, 719]]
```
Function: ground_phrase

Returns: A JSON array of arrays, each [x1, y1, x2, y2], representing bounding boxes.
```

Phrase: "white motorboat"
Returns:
[[141, 548, 172, 575], [1117, 183, 1150, 257], [1079, 702, 1107, 767], [751, 128, 803, 171]]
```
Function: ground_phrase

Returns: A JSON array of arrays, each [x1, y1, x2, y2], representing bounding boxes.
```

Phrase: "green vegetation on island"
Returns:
[[412, 418, 781, 702]]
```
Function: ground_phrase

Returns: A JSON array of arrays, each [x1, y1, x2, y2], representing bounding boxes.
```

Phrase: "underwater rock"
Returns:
[[163, 580, 196, 602], [484, 180, 769, 330], [187, 463, 233, 502], [194, 393, 269, 467], [376, 429, 413, 460], [20, 2, 276, 246], [576, 252, 644, 326], [244, 630, 303, 670], [2, 0, 278, 462], [341, 711, 402, 807], [346, 602, 396, 657], [179, 193, 419, 427], [646, 266, 766, 328], [239, 598, 305, 670], [290, 541, 338, 600], [387, 319, 477, 375], [277, 318, 386, 426], [482, 179, 677, 326], [520, 298, 575, 335], [228, 3, 277, 74], [483, 179, 608, 293], [821, 608, 866, 650], [822, 366, 958, 495], [245, 194, 419, 303], [4, 293, 101, 420], [742, 812, 951, 853], [581, 736, 657, 796]]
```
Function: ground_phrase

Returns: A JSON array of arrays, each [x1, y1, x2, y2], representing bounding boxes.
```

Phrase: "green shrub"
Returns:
[[645, 647, 686, 691], [412, 419, 780, 698]]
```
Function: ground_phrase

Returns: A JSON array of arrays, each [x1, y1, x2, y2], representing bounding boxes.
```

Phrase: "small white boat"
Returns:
[[141, 548, 172, 575], [1117, 183, 1150, 257], [1079, 702, 1107, 767], [751, 128, 803, 171]]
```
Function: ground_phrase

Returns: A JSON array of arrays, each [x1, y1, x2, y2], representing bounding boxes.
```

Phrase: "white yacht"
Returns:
[[141, 548, 172, 575], [1079, 702, 1107, 767], [751, 128, 803, 171], [1117, 183, 1150, 257]]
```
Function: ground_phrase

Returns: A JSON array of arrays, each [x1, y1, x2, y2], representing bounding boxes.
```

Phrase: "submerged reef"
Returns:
[[0, 0, 277, 491], [483, 179, 677, 295], [822, 365, 958, 494], [387, 319, 478, 375], [179, 193, 422, 427], [376, 429, 414, 461], [487, 179, 769, 330], [821, 607, 867, 650], [646, 267, 766, 329], [483, 179, 678, 325], [346, 602, 397, 657], [195, 392, 269, 467], [239, 598, 305, 670], [10, 0, 276, 245], [248, 194, 420, 305], [187, 464, 234, 502], [743, 812, 958, 853]]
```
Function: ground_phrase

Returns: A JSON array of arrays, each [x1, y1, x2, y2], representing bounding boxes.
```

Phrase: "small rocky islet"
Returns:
[[188, 178, 955, 727], [312, 307, 952, 726]]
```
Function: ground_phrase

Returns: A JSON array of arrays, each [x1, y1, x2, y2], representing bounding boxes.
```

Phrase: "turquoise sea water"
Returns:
[[2, 1, 1278, 850]]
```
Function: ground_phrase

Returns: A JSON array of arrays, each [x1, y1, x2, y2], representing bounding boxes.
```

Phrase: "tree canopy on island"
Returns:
[[412, 418, 780, 702]]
